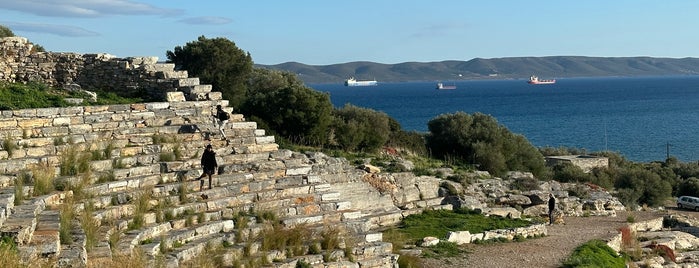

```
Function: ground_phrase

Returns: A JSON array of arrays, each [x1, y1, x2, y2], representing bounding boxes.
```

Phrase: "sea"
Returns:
[[309, 76, 699, 163]]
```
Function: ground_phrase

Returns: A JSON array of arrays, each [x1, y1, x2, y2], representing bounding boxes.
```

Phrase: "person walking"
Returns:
[[196, 144, 217, 191], [548, 193, 556, 225], [213, 105, 230, 140]]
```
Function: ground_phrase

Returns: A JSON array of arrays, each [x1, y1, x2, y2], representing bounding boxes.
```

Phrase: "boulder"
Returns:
[[496, 194, 532, 206], [420, 237, 440, 247], [480, 207, 521, 219], [446, 231, 471, 245]]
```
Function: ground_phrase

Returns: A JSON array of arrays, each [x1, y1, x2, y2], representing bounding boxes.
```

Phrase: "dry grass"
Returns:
[[88, 249, 150, 268], [30, 161, 56, 196]]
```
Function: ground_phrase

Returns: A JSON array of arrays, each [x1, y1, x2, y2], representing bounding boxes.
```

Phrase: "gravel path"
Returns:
[[419, 210, 667, 268]]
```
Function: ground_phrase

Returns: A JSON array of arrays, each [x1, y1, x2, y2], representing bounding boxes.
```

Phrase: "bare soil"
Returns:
[[418, 210, 669, 268]]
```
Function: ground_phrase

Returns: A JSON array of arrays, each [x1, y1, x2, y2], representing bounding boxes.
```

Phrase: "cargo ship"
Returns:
[[528, 75, 556, 85], [436, 82, 456, 90], [344, 77, 378, 87]]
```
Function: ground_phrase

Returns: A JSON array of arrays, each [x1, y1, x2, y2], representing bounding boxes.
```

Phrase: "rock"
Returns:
[[360, 164, 381, 173], [421, 236, 440, 247], [496, 194, 532, 206], [446, 231, 471, 245], [480, 207, 521, 219]]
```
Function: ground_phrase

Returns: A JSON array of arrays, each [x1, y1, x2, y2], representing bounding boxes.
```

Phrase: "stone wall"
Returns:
[[545, 155, 609, 173], [0, 37, 209, 101]]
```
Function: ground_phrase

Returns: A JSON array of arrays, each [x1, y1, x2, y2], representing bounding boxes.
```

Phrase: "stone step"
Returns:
[[344, 209, 404, 234], [0, 202, 44, 245], [19, 209, 61, 260], [157, 70, 188, 79], [179, 85, 212, 95], [167, 233, 225, 264], [162, 220, 234, 249]]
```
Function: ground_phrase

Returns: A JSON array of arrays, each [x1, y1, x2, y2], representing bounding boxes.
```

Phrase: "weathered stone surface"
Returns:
[[447, 230, 471, 245]]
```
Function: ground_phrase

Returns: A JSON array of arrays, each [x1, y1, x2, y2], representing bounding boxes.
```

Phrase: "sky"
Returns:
[[1, 0, 698, 65]]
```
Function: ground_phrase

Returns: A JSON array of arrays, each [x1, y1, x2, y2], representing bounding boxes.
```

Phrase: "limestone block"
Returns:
[[68, 124, 92, 133], [180, 84, 212, 94], [497, 194, 532, 206], [630, 217, 664, 232], [482, 230, 509, 241], [207, 91, 222, 100], [92, 121, 120, 131], [176, 78, 199, 87], [166, 92, 186, 102], [222, 220, 235, 232], [365, 233, 383, 243], [146, 102, 170, 110], [481, 207, 521, 219], [57, 106, 84, 116], [421, 236, 440, 247], [120, 146, 143, 156], [282, 215, 323, 227], [321, 192, 341, 201], [336, 201, 353, 210], [0, 119, 18, 129], [447, 230, 471, 245], [361, 164, 381, 173], [229, 121, 257, 130], [415, 176, 440, 200], [342, 211, 363, 220], [90, 159, 112, 172], [522, 204, 548, 217], [13, 109, 37, 117], [17, 118, 51, 128], [286, 166, 312, 176], [255, 136, 275, 144]]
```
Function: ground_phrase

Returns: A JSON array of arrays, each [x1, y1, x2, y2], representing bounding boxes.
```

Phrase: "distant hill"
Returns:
[[256, 56, 699, 84]]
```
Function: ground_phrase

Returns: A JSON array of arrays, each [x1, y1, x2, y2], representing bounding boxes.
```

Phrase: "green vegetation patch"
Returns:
[[0, 82, 143, 110], [562, 239, 625, 268], [397, 209, 534, 244]]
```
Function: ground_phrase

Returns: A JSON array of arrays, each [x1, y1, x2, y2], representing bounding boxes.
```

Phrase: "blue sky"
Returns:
[[1, 0, 698, 65]]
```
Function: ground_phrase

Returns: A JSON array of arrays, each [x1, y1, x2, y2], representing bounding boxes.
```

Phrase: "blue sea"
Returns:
[[309, 76, 699, 163]]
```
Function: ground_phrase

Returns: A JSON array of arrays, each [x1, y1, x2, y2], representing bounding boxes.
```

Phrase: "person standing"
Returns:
[[214, 105, 230, 140], [196, 144, 217, 191], [548, 193, 556, 225]]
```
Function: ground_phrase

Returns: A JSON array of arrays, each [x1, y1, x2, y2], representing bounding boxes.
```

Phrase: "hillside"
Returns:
[[257, 56, 699, 84]]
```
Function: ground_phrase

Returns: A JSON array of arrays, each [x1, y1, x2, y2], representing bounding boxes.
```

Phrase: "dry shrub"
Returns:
[[30, 161, 56, 196], [362, 173, 397, 194]]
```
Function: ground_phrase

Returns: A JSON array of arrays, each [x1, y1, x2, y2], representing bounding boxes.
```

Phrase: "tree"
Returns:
[[614, 167, 671, 207], [166, 36, 253, 107], [426, 112, 546, 177], [331, 104, 392, 152], [0, 25, 13, 38], [242, 68, 333, 146]]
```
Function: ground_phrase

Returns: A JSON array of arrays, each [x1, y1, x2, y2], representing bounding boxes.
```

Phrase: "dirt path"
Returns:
[[419, 210, 668, 268]]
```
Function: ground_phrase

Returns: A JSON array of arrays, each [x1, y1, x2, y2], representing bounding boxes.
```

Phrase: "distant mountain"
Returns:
[[256, 56, 699, 84]]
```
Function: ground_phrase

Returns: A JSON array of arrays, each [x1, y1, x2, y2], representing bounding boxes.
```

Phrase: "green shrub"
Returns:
[[421, 241, 463, 258], [562, 239, 625, 268]]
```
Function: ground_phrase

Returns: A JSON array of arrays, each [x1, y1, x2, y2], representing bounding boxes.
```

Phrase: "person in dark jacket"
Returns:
[[214, 105, 229, 140], [196, 144, 217, 191], [548, 193, 556, 225]]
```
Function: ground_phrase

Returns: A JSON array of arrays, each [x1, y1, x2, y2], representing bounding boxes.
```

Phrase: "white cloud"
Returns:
[[2, 21, 99, 37], [178, 16, 232, 25], [0, 0, 183, 18]]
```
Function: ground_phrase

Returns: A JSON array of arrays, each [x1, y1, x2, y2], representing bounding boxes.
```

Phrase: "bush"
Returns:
[[425, 112, 546, 177], [331, 104, 392, 153], [563, 239, 625, 268]]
